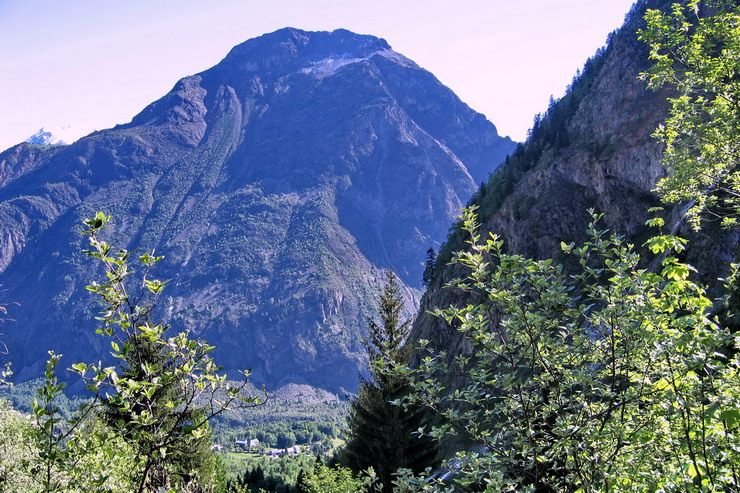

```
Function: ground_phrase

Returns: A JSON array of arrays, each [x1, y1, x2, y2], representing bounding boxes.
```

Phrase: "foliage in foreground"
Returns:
[[3, 212, 267, 492], [387, 4, 740, 490], [299, 462, 371, 493], [392, 207, 739, 492], [640, 0, 740, 229], [0, 398, 35, 491]]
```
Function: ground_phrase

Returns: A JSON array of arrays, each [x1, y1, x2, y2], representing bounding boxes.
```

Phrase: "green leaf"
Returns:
[[645, 216, 665, 228], [720, 409, 740, 427]]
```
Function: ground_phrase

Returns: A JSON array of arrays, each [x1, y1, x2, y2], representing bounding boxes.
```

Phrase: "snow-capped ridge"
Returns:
[[25, 126, 82, 146]]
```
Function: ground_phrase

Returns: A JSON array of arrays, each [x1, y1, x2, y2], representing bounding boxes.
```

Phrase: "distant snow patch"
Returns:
[[25, 125, 83, 146]]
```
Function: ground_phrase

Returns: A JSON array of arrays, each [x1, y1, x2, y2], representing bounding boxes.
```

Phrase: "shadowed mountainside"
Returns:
[[411, 0, 739, 357]]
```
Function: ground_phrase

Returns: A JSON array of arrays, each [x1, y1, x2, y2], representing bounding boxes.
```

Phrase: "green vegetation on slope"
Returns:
[[435, 40, 612, 273]]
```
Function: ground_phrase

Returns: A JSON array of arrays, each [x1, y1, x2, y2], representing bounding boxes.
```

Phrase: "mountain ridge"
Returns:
[[0, 27, 515, 392]]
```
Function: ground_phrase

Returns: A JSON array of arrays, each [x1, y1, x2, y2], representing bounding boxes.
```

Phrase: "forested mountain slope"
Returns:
[[412, 0, 739, 350]]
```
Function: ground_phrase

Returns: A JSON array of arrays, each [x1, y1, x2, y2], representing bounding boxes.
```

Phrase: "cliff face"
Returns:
[[0, 28, 514, 392], [411, 0, 739, 351]]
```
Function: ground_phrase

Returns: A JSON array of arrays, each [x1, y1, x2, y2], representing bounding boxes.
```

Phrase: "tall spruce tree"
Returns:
[[341, 270, 437, 492], [422, 248, 437, 288]]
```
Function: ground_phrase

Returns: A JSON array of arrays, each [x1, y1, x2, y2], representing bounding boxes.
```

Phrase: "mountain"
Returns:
[[0, 28, 515, 392], [410, 0, 739, 355], [24, 127, 70, 146]]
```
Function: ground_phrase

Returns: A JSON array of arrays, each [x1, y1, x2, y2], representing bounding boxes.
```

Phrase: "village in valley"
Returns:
[[230, 439, 303, 458], [211, 436, 322, 459]]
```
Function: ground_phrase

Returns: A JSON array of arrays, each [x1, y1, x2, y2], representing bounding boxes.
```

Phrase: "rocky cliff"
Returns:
[[0, 28, 515, 392], [411, 0, 739, 352]]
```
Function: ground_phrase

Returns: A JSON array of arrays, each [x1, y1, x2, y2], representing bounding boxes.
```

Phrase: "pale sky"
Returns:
[[0, 0, 637, 151]]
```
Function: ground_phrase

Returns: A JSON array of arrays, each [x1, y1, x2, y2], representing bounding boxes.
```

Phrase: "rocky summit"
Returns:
[[0, 28, 514, 392]]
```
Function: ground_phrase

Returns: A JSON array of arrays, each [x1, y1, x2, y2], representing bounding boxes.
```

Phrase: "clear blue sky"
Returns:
[[0, 0, 636, 151]]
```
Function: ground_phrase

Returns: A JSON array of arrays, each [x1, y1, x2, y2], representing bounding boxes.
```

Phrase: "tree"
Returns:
[[298, 463, 370, 493], [395, 207, 739, 492], [97, 326, 216, 488], [640, 0, 740, 337], [422, 248, 437, 288], [389, 4, 740, 491], [0, 398, 36, 491], [34, 212, 267, 492], [639, 0, 740, 228], [341, 270, 437, 492], [30, 352, 115, 492]]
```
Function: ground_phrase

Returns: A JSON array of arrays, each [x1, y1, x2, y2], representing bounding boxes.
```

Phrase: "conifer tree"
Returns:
[[422, 248, 437, 288], [341, 270, 437, 492]]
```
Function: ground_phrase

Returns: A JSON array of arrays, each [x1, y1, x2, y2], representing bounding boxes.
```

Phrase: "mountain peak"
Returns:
[[25, 127, 69, 146], [218, 28, 393, 75], [1, 28, 515, 392]]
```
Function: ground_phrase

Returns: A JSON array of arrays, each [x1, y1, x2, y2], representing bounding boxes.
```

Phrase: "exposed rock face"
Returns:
[[411, 0, 739, 353], [0, 28, 514, 392]]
